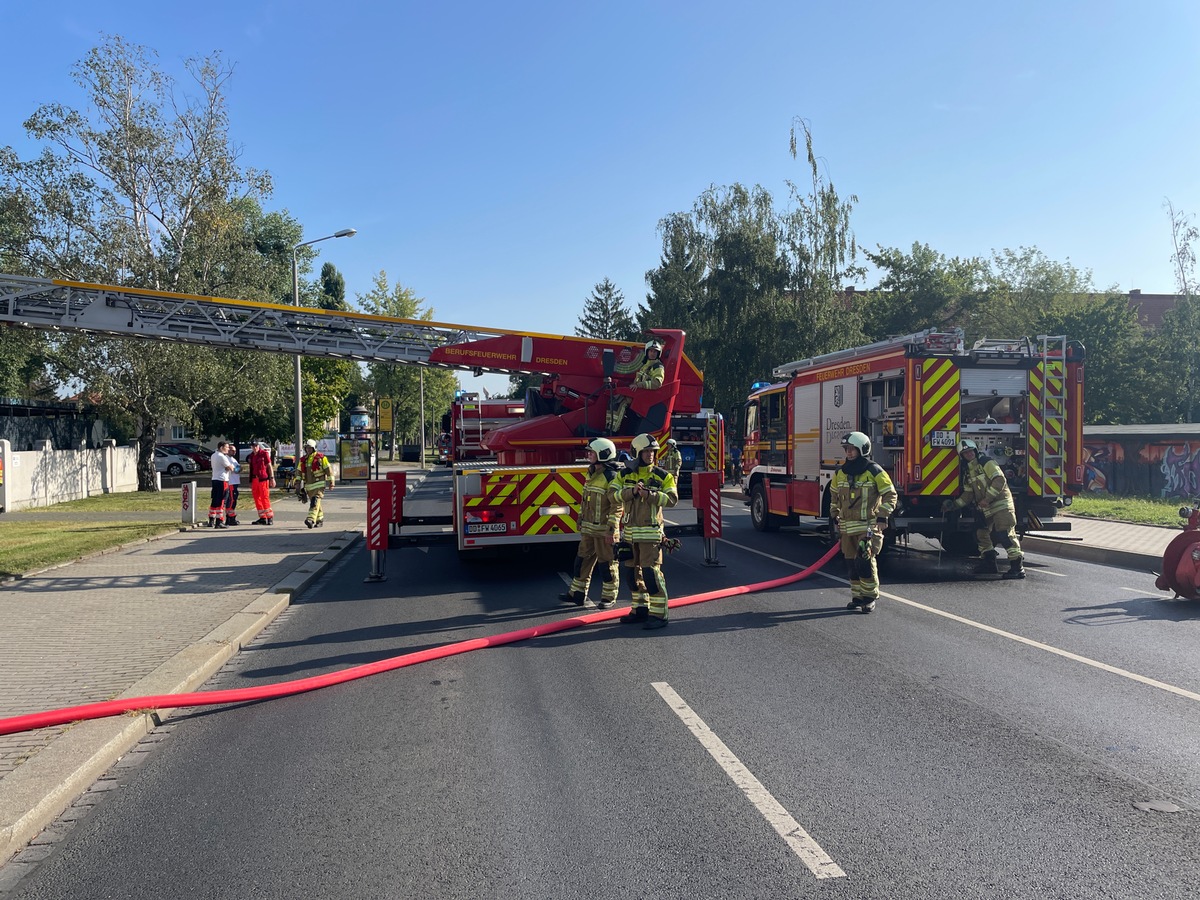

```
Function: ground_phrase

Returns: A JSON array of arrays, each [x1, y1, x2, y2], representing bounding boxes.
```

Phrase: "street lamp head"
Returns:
[[334, 228, 357, 238]]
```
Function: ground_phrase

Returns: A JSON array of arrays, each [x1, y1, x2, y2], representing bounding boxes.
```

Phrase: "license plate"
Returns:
[[930, 430, 957, 448], [466, 522, 507, 534]]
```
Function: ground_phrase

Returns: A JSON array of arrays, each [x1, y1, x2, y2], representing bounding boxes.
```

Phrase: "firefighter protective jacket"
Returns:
[[830, 459, 897, 536], [660, 447, 682, 480], [634, 357, 665, 390], [298, 451, 333, 492], [952, 456, 1015, 517], [620, 463, 678, 543], [579, 462, 624, 536]]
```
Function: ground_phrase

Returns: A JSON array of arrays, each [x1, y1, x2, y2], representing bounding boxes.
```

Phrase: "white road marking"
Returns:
[[652, 682, 846, 880], [1036, 569, 1066, 577], [720, 537, 1200, 705]]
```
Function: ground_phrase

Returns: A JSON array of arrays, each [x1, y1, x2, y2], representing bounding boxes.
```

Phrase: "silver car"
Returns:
[[154, 447, 199, 477]]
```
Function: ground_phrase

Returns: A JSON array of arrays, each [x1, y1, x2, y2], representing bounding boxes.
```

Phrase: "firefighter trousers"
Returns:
[[569, 533, 619, 604], [976, 508, 1023, 560], [840, 530, 883, 602], [305, 487, 326, 525], [626, 541, 668, 620]]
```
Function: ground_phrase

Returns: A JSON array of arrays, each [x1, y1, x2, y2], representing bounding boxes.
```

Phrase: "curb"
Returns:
[[0, 530, 361, 865], [1021, 535, 1161, 574]]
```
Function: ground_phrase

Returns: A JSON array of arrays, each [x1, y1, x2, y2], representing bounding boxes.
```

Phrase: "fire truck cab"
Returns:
[[741, 329, 1085, 555]]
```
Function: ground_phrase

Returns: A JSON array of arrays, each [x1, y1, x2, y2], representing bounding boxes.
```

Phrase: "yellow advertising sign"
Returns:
[[378, 398, 394, 431]]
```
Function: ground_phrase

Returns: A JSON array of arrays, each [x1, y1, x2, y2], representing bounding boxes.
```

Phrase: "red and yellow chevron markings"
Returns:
[[520, 470, 584, 536], [1028, 360, 1065, 496], [916, 359, 961, 495]]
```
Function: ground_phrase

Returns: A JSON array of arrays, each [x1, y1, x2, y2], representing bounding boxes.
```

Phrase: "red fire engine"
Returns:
[[440, 392, 526, 464], [740, 329, 1085, 554]]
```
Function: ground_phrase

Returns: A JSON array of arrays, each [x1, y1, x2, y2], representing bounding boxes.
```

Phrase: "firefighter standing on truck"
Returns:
[[558, 438, 624, 609], [830, 432, 897, 613], [942, 439, 1026, 579], [295, 439, 334, 528], [619, 433, 678, 629], [607, 339, 666, 432], [660, 438, 682, 481]]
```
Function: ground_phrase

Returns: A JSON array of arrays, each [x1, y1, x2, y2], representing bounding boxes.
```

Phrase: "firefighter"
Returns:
[[830, 432, 897, 613], [295, 439, 334, 528], [606, 339, 666, 432], [942, 439, 1025, 579], [558, 437, 624, 609], [619, 433, 678, 629], [660, 438, 682, 481]]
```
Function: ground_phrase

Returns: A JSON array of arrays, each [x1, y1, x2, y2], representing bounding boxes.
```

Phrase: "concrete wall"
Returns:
[[0, 440, 139, 513], [1084, 438, 1200, 498]]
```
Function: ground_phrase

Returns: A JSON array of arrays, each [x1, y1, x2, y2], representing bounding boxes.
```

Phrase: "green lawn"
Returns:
[[0, 489, 181, 576], [1068, 494, 1189, 528]]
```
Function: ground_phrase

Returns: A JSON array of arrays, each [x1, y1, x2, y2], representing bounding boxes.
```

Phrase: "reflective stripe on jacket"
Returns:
[[954, 457, 1014, 517], [579, 464, 623, 536], [829, 462, 897, 536], [620, 463, 678, 542]]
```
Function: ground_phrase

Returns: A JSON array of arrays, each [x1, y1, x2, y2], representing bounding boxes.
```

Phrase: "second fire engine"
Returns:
[[740, 329, 1085, 555]]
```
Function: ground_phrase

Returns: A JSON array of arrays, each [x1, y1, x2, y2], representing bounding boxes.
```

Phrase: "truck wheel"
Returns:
[[750, 482, 778, 532]]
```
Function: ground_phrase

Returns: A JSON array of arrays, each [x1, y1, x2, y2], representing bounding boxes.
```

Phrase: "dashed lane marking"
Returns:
[[652, 682, 846, 880], [719, 537, 1200, 705]]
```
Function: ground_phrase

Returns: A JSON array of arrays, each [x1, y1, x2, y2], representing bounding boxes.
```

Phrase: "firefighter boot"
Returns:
[[558, 590, 586, 606], [1002, 556, 1026, 580], [972, 550, 999, 576], [621, 606, 649, 624]]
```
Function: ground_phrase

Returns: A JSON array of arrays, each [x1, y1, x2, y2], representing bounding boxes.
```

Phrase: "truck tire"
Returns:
[[750, 482, 779, 532]]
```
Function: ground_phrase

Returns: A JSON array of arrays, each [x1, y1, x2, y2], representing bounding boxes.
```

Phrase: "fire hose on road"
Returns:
[[0, 544, 842, 737]]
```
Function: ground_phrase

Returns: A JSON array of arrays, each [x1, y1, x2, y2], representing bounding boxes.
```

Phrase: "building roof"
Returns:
[[1085, 423, 1200, 439]]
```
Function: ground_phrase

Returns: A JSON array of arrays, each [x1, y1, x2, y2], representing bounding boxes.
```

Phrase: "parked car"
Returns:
[[154, 447, 198, 477], [159, 443, 211, 471]]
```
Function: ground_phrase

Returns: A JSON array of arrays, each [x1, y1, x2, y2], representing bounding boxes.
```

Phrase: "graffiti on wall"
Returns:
[[1161, 443, 1200, 499], [1082, 442, 1119, 493]]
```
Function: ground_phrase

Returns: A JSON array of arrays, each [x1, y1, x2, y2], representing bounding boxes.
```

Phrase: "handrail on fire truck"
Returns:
[[772, 328, 965, 380]]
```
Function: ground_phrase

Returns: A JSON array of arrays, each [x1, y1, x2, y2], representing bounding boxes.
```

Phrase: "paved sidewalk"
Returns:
[[0, 478, 1184, 867], [0, 473, 417, 864]]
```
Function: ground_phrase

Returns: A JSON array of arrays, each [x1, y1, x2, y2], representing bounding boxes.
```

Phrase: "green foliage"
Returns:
[[0, 36, 294, 488], [861, 243, 989, 339], [576, 278, 639, 340], [640, 120, 865, 421], [357, 271, 458, 450]]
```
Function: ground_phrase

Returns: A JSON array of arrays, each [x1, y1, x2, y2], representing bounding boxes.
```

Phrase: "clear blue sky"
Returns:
[[3, 1, 1198, 394]]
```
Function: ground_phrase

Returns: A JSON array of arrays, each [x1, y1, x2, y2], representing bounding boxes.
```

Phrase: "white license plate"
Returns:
[[466, 522, 507, 534], [930, 430, 957, 448]]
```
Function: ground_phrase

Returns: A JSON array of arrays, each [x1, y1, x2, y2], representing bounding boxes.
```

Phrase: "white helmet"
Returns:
[[631, 433, 659, 455], [958, 438, 979, 454], [841, 431, 871, 456], [304, 439, 317, 450], [588, 437, 617, 462], [666, 439, 677, 447], [644, 339, 664, 354]]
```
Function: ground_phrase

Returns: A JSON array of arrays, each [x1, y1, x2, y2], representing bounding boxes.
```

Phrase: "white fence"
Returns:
[[0, 440, 139, 513]]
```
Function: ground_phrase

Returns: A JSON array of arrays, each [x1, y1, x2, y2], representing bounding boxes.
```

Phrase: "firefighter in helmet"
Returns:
[[660, 438, 682, 481], [619, 433, 678, 629], [295, 439, 334, 528], [829, 431, 897, 613], [606, 339, 666, 432], [558, 437, 625, 609], [942, 439, 1025, 578]]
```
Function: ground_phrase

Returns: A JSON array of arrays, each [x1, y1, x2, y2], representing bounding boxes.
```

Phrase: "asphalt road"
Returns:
[[6, 503, 1199, 899]]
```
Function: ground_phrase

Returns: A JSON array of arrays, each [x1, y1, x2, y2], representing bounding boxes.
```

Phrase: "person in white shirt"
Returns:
[[207, 443, 235, 528], [224, 442, 243, 526]]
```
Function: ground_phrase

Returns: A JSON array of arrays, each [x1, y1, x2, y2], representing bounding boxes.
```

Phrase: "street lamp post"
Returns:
[[292, 228, 356, 461]]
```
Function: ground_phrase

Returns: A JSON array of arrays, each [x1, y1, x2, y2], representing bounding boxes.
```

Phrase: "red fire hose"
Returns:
[[0, 543, 841, 737]]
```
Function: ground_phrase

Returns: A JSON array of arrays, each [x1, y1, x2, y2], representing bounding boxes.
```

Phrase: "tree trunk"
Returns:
[[137, 426, 160, 492]]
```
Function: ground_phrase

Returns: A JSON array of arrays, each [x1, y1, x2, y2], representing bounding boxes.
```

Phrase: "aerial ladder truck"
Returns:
[[0, 274, 724, 554]]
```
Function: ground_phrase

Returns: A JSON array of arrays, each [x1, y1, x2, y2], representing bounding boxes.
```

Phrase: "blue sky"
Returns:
[[3, 1, 1198, 394]]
